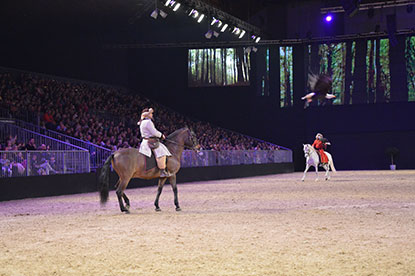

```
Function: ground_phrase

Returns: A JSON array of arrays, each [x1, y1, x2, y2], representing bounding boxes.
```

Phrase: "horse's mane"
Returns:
[[166, 127, 189, 140]]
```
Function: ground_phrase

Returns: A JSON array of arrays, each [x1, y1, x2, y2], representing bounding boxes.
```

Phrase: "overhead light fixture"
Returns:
[[204, 30, 219, 39], [232, 27, 241, 35], [151, 9, 159, 19], [211, 17, 223, 27], [244, 46, 258, 54], [172, 2, 181, 11], [251, 35, 261, 43], [189, 9, 199, 18], [150, 8, 168, 19], [197, 14, 205, 23], [239, 30, 246, 38], [159, 9, 168, 18], [165, 0, 173, 6], [220, 23, 228, 32]]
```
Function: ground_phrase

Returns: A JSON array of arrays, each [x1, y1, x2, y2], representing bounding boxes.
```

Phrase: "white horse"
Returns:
[[302, 144, 336, 181]]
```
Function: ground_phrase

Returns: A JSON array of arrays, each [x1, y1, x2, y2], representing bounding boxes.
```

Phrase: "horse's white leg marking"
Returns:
[[314, 165, 319, 181], [325, 164, 330, 180], [302, 163, 310, 181]]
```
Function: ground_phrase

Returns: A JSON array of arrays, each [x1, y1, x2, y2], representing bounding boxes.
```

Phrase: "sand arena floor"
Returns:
[[1, 170, 415, 276]]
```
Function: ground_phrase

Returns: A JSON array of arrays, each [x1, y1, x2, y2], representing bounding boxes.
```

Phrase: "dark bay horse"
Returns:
[[98, 127, 199, 213]]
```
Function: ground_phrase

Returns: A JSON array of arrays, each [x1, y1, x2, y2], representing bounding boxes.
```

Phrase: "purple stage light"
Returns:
[[325, 14, 333, 22]]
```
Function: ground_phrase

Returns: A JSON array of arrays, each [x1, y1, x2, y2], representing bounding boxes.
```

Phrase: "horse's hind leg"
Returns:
[[154, 177, 167, 212], [325, 165, 330, 180], [116, 177, 131, 213], [169, 174, 181, 211], [123, 193, 130, 210]]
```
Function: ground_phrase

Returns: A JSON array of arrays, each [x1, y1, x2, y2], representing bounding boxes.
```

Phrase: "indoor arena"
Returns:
[[1, 0, 415, 275]]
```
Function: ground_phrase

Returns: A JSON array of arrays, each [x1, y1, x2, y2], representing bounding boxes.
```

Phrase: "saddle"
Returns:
[[144, 154, 158, 171], [142, 151, 170, 171], [316, 151, 328, 166]]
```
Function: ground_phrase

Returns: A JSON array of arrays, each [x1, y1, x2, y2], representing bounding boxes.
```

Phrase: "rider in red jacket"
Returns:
[[312, 133, 330, 164]]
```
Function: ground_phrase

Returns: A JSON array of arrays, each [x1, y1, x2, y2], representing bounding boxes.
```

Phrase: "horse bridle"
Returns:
[[164, 129, 199, 151], [304, 145, 312, 158]]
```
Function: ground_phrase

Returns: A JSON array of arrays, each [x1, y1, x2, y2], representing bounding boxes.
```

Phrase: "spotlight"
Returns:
[[205, 30, 218, 39], [244, 46, 258, 54], [151, 9, 159, 19], [159, 9, 168, 18], [211, 17, 223, 28], [239, 30, 246, 38], [251, 35, 261, 43], [164, 0, 172, 6], [172, 2, 180, 11], [325, 14, 333, 22], [205, 30, 213, 39], [232, 27, 241, 35], [220, 23, 228, 32], [189, 9, 199, 18], [197, 14, 205, 23], [151, 8, 168, 19]]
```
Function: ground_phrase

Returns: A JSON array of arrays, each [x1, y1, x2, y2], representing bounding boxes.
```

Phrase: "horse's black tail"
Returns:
[[99, 154, 113, 205]]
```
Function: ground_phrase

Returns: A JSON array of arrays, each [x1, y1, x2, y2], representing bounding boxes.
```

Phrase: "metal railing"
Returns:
[[0, 121, 88, 151], [4, 119, 112, 170], [180, 149, 292, 167], [0, 150, 90, 178]]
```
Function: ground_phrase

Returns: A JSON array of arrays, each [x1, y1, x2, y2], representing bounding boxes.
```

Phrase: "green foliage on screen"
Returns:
[[188, 48, 250, 87], [280, 46, 293, 107], [406, 36, 415, 102]]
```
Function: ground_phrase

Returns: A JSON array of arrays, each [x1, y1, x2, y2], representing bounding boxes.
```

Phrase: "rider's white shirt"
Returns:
[[139, 119, 171, 158]]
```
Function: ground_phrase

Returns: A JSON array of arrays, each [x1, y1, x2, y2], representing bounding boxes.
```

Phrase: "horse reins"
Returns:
[[164, 131, 198, 151]]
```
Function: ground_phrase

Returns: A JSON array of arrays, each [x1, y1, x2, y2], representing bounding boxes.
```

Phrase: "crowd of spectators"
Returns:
[[0, 136, 59, 177], [0, 71, 281, 151]]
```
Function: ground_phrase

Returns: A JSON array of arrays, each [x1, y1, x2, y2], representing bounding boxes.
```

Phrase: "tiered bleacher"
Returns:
[[0, 68, 291, 177]]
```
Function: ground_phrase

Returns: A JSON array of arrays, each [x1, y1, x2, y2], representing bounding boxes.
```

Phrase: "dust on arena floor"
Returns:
[[1, 170, 414, 276]]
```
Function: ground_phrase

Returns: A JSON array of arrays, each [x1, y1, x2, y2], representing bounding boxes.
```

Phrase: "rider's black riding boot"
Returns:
[[160, 168, 172, 178]]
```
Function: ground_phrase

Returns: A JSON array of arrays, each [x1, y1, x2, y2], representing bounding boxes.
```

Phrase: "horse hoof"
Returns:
[[155, 208, 161, 212], [126, 205, 130, 210], [122, 209, 130, 214], [301, 179, 305, 182], [176, 207, 182, 212]]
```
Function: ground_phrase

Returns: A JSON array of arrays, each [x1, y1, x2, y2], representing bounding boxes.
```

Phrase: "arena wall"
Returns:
[[0, 163, 293, 201]]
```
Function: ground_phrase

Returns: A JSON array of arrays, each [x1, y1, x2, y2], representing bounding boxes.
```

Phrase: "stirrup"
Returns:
[[159, 169, 172, 178]]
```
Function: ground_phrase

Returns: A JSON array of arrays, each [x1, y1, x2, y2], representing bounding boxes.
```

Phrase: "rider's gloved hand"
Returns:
[[161, 134, 166, 140]]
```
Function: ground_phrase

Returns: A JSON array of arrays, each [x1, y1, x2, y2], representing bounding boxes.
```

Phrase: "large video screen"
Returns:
[[280, 46, 293, 107], [407, 36, 415, 102], [188, 48, 250, 87]]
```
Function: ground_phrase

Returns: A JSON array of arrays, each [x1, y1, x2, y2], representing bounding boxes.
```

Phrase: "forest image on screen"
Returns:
[[188, 48, 250, 87]]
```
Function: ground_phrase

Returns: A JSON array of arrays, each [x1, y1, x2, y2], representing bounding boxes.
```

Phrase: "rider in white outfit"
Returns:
[[138, 108, 172, 178]]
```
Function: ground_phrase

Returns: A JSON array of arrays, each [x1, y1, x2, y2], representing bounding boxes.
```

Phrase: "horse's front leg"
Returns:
[[301, 163, 311, 181], [154, 177, 167, 212], [169, 174, 181, 211], [314, 165, 319, 181]]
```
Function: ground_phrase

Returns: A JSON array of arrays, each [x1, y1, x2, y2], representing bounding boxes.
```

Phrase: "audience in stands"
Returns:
[[0, 136, 59, 176], [0, 71, 281, 151]]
